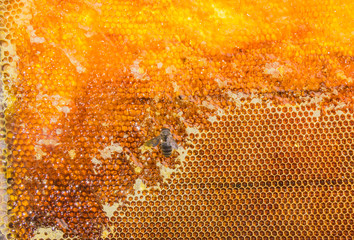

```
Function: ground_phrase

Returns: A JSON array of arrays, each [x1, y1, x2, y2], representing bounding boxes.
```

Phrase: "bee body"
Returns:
[[145, 128, 178, 157], [161, 142, 173, 157]]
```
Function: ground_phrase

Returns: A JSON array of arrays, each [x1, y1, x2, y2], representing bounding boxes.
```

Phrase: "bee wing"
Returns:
[[168, 135, 178, 149], [144, 135, 161, 147]]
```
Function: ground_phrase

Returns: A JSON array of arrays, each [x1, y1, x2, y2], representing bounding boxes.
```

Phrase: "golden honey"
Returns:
[[0, 0, 353, 239]]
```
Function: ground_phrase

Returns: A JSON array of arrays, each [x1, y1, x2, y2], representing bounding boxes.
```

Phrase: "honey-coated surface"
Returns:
[[0, 0, 353, 239]]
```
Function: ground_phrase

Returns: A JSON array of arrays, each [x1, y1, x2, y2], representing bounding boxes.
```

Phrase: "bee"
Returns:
[[144, 128, 178, 157]]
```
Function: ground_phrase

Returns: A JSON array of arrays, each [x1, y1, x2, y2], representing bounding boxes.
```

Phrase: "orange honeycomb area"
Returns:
[[0, 0, 353, 239]]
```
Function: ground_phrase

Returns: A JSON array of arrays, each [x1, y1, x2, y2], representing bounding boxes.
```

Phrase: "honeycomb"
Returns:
[[0, 0, 353, 239]]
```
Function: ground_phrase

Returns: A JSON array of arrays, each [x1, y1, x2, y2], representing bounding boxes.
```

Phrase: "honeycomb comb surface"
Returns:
[[0, 0, 353, 239]]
